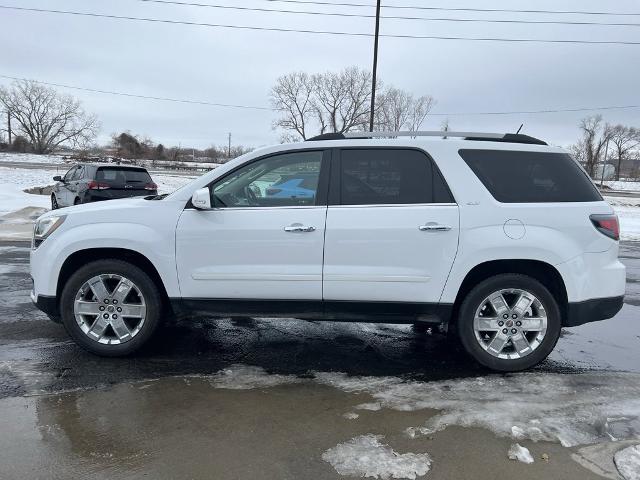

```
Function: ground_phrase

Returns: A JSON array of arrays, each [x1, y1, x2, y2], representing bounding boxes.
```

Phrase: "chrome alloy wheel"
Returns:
[[74, 274, 147, 345], [473, 288, 548, 360]]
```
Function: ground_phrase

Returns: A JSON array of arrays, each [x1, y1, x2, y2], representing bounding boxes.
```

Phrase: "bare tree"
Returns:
[[0, 80, 99, 154], [271, 66, 434, 141], [269, 72, 315, 140], [313, 67, 372, 134], [573, 115, 614, 177], [609, 124, 639, 180], [374, 87, 435, 131]]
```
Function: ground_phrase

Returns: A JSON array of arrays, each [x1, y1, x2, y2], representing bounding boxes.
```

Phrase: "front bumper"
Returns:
[[31, 290, 61, 322], [565, 295, 624, 327]]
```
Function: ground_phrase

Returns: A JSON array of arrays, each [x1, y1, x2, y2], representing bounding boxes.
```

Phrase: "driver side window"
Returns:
[[211, 151, 323, 208]]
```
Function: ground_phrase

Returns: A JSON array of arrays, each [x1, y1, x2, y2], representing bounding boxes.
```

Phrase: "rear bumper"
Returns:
[[564, 295, 624, 327], [31, 290, 61, 322]]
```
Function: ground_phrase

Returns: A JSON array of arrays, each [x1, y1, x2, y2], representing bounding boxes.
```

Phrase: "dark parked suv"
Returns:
[[51, 164, 158, 209]]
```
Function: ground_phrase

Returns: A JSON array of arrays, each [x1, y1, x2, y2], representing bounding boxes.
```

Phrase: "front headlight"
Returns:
[[32, 215, 66, 249]]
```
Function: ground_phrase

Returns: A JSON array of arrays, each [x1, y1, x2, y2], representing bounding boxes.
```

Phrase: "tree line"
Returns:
[[571, 115, 640, 181], [0, 80, 250, 163], [1, 76, 639, 180]]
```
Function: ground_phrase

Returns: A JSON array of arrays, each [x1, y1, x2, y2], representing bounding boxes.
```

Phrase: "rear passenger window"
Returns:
[[339, 149, 453, 205], [459, 149, 602, 203]]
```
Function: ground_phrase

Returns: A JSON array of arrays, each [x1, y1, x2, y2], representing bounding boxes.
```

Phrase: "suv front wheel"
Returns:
[[60, 259, 163, 356], [457, 274, 561, 371]]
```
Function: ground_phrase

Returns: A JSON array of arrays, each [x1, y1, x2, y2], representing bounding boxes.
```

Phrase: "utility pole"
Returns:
[[7, 110, 12, 145], [600, 138, 610, 188], [228, 132, 231, 159], [368, 0, 381, 132]]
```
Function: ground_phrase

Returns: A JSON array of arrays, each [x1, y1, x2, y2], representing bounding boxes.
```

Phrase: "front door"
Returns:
[[323, 147, 460, 304], [58, 166, 78, 206], [176, 150, 329, 301]]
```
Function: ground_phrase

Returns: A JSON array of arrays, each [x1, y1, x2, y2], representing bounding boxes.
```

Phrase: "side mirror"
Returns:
[[53, 175, 62, 182], [191, 187, 212, 210]]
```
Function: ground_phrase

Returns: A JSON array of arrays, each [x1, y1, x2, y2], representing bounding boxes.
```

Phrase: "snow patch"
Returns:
[[343, 412, 359, 420], [322, 434, 431, 479], [615, 444, 640, 480], [206, 364, 300, 390], [317, 371, 640, 448], [508, 444, 534, 464], [357, 402, 383, 411]]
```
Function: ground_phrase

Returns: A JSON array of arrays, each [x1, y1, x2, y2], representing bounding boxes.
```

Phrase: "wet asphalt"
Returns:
[[1, 241, 640, 479], [1, 240, 639, 397]]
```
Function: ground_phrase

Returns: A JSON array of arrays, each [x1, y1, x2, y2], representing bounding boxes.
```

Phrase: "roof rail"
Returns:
[[306, 131, 547, 145]]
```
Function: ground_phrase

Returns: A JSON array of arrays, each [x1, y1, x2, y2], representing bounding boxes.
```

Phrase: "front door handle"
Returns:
[[419, 224, 452, 232], [284, 224, 316, 233]]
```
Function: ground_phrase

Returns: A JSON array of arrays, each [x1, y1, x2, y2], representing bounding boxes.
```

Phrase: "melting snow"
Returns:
[[343, 412, 359, 420], [203, 367, 640, 448], [206, 364, 300, 390], [316, 371, 640, 448], [322, 434, 431, 479], [508, 444, 534, 464], [615, 444, 640, 480]]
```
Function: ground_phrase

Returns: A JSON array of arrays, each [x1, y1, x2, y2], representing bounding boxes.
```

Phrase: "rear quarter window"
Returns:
[[458, 149, 602, 203]]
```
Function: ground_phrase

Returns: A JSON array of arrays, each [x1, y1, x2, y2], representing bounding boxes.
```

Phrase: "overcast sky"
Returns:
[[1, 0, 639, 149]]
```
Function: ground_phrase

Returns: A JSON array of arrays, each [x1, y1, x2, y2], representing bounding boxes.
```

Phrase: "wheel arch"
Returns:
[[451, 259, 568, 325], [56, 248, 170, 308]]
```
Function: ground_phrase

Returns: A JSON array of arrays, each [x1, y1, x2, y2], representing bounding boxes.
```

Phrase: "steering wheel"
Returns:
[[244, 186, 258, 206]]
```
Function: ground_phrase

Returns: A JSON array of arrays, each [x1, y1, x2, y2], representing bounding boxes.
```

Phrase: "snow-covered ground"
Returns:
[[0, 152, 66, 165], [603, 180, 640, 192], [0, 166, 197, 240], [605, 196, 640, 241]]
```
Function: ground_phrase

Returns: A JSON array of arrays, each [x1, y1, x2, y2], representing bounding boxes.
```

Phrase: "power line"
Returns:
[[2, 5, 640, 45], [428, 105, 640, 116], [134, 0, 640, 27], [0, 75, 271, 111], [260, 0, 640, 17], [2, 74, 639, 117]]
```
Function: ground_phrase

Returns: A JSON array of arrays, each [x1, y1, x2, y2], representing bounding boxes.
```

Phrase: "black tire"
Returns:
[[60, 259, 163, 356], [74, 197, 81, 205], [51, 194, 59, 210], [457, 273, 561, 372]]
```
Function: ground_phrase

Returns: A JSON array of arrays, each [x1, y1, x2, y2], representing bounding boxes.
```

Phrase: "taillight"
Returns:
[[590, 214, 619, 240], [144, 182, 158, 191], [87, 181, 110, 190]]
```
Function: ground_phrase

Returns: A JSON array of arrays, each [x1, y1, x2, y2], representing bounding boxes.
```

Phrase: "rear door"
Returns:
[[323, 147, 460, 304]]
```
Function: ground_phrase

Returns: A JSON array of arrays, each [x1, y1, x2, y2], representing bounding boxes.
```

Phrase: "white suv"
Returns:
[[30, 131, 625, 371]]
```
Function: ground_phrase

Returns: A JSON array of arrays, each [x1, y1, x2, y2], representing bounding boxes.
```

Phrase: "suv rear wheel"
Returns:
[[60, 259, 162, 356], [457, 274, 561, 371]]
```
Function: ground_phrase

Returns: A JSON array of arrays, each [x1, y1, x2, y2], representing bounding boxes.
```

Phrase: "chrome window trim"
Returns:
[[328, 203, 458, 209]]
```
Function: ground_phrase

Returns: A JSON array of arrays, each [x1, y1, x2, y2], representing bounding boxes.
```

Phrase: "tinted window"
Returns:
[[212, 151, 322, 208], [459, 149, 602, 203], [339, 149, 453, 205], [96, 167, 152, 184]]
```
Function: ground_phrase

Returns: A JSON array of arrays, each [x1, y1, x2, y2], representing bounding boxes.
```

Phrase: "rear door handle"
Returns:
[[284, 224, 316, 233], [419, 224, 452, 232]]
